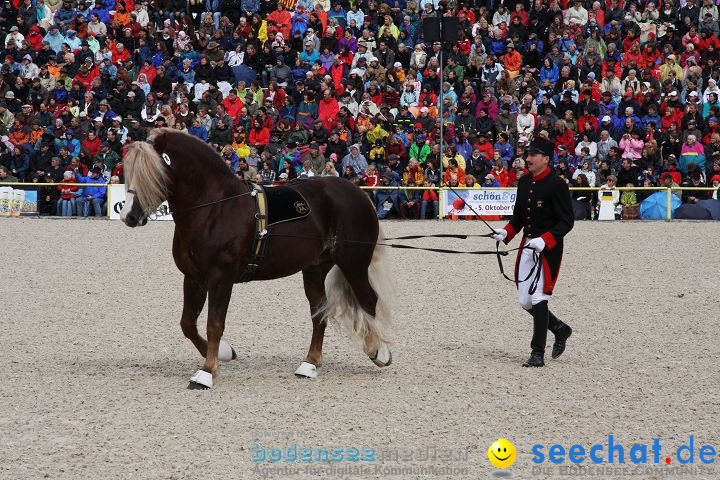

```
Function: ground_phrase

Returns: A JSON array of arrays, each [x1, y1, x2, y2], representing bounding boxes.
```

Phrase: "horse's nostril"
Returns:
[[127, 214, 137, 224]]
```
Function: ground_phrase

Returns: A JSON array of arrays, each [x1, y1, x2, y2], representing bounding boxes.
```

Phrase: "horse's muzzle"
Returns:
[[124, 214, 148, 228]]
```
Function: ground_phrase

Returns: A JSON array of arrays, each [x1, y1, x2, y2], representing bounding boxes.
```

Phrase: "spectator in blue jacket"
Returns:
[[221, 145, 240, 171], [43, 25, 66, 54], [292, 9, 310, 37], [188, 118, 209, 142], [300, 41, 319, 64], [75, 167, 107, 217], [58, 129, 81, 157], [54, 1, 77, 25], [241, 0, 259, 14], [89, 2, 110, 23], [539, 57, 559, 84], [493, 133, 515, 166], [482, 173, 501, 188]]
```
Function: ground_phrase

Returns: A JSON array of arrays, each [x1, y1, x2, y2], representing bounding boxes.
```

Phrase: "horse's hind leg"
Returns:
[[295, 254, 333, 379], [335, 257, 393, 368]]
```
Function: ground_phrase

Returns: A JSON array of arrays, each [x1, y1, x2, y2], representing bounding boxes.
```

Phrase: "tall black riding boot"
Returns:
[[548, 312, 572, 359], [523, 301, 548, 367], [525, 306, 573, 360]]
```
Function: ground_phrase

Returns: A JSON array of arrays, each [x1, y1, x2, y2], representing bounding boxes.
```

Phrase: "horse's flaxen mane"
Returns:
[[124, 137, 170, 214]]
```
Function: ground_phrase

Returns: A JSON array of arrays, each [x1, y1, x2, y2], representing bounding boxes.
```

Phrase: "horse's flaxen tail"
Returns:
[[321, 228, 394, 356]]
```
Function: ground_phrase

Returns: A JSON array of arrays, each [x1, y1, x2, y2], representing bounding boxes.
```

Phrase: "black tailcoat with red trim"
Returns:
[[502, 167, 574, 295]]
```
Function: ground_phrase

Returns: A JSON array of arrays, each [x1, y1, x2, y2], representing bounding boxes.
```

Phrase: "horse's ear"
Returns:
[[148, 128, 167, 152]]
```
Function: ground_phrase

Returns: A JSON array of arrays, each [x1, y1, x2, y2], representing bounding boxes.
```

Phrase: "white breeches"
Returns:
[[517, 239, 550, 310]]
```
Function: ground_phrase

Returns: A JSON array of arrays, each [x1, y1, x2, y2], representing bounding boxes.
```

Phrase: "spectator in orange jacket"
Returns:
[[502, 43, 522, 78], [8, 119, 29, 147], [443, 158, 466, 185]]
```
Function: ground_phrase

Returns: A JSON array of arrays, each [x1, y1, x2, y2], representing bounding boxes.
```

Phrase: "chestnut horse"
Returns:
[[120, 128, 393, 389]]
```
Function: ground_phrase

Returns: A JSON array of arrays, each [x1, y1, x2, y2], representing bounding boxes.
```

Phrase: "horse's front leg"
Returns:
[[180, 275, 209, 357], [181, 275, 236, 363], [188, 277, 234, 389]]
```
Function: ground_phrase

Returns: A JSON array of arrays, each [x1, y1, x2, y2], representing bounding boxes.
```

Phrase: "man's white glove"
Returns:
[[491, 228, 507, 242], [525, 237, 546, 253]]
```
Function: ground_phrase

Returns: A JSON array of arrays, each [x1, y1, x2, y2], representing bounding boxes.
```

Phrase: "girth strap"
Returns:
[[238, 183, 270, 283]]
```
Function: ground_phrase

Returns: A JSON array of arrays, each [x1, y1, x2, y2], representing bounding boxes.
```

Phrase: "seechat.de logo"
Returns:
[[532, 435, 717, 465]]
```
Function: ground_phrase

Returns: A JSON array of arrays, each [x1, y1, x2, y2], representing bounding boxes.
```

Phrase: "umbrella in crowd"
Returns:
[[697, 199, 720, 220], [674, 203, 714, 220], [639, 191, 681, 220]]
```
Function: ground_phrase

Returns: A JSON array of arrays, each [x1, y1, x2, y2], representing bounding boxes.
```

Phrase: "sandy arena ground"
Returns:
[[0, 218, 719, 480]]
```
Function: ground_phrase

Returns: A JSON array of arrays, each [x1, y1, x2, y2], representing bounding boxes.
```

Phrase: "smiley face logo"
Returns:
[[488, 438, 516, 468]]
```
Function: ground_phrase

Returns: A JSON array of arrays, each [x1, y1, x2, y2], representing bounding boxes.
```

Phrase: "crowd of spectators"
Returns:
[[0, 0, 718, 218]]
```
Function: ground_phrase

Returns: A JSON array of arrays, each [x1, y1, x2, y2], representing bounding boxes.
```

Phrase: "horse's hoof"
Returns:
[[189, 369, 213, 389], [294, 361, 318, 378], [187, 381, 210, 390], [370, 344, 392, 367], [218, 339, 236, 362]]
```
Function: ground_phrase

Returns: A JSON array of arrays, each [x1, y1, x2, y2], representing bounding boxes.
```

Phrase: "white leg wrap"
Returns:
[[218, 339, 236, 362], [189, 369, 213, 388], [371, 343, 392, 367], [294, 361, 318, 378]]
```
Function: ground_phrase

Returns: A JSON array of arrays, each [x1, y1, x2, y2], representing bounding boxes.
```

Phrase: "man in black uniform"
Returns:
[[491, 137, 575, 367]]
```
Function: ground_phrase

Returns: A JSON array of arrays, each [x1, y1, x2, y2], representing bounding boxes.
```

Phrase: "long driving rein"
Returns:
[[128, 179, 539, 290], [130, 142, 536, 288]]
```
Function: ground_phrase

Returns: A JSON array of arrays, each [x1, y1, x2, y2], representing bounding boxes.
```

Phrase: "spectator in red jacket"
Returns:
[[81, 131, 102, 159], [221, 90, 244, 120], [554, 120, 576, 154], [248, 117, 270, 150], [474, 133, 495, 160], [491, 158, 510, 186], [317, 89, 339, 131]]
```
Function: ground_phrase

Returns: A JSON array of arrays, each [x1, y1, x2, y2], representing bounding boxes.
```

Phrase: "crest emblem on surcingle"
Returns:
[[294, 201, 309, 214], [536, 200, 543, 208]]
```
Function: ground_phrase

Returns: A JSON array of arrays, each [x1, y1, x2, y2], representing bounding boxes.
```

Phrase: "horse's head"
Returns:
[[120, 133, 171, 227], [121, 187, 149, 227]]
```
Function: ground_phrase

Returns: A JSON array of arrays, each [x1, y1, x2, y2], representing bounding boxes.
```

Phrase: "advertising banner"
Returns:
[[442, 188, 517, 216], [109, 184, 172, 220], [0, 186, 38, 216]]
